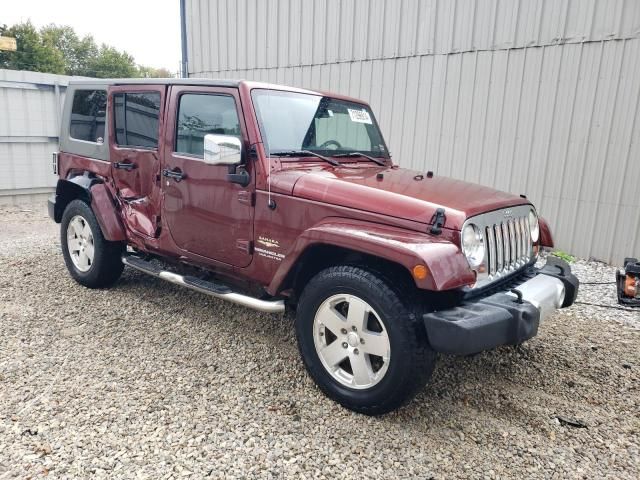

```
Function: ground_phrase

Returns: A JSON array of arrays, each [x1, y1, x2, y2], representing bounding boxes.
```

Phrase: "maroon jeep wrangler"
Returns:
[[48, 79, 578, 414]]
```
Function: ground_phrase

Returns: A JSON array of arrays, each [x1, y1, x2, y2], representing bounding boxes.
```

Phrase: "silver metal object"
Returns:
[[121, 256, 285, 314], [507, 274, 566, 323], [67, 215, 94, 272], [313, 294, 390, 390]]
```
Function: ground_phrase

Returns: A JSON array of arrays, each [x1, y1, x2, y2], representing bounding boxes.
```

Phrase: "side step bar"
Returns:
[[122, 255, 285, 314]]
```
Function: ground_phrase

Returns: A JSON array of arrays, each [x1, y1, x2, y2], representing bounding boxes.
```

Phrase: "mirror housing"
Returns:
[[203, 134, 242, 165]]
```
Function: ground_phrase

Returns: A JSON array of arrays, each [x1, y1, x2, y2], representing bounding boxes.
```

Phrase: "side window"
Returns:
[[113, 92, 161, 148], [176, 94, 240, 157], [70, 89, 107, 143]]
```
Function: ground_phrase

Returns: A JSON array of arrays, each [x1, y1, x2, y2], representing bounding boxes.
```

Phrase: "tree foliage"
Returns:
[[0, 22, 65, 74], [0, 21, 174, 78]]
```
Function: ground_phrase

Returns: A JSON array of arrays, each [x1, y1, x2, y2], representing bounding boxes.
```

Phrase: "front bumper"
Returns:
[[423, 257, 579, 355]]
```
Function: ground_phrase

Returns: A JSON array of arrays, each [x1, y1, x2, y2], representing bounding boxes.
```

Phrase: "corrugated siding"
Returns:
[[189, 0, 640, 264], [188, 0, 640, 73], [0, 69, 75, 204]]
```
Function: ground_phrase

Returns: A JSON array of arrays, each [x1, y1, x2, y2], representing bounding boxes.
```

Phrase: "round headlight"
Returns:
[[528, 209, 540, 243], [461, 223, 485, 268]]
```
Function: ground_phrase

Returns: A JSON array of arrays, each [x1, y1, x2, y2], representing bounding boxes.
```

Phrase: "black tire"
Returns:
[[60, 199, 124, 288], [296, 266, 436, 415]]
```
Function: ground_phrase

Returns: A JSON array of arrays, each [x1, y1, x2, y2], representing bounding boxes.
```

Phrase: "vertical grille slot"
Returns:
[[515, 218, 523, 262], [508, 219, 517, 267], [519, 217, 527, 262], [524, 216, 531, 257], [501, 222, 510, 268], [495, 224, 504, 272], [486, 226, 496, 275]]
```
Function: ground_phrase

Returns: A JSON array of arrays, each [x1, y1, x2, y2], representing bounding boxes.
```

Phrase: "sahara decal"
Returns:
[[256, 236, 284, 261], [257, 236, 280, 249]]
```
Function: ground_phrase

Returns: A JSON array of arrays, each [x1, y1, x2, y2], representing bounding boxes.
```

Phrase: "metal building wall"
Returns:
[[186, 0, 640, 264], [0, 69, 71, 205]]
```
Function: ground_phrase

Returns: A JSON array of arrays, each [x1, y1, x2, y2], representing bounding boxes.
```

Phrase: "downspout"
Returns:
[[180, 0, 189, 78]]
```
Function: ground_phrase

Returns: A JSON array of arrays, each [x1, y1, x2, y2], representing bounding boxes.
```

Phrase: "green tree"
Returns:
[[86, 45, 138, 78], [40, 25, 98, 76], [138, 65, 173, 78], [0, 21, 173, 78], [0, 21, 65, 74]]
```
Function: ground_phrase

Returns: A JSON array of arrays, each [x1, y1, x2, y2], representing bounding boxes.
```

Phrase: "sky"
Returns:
[[2, 0, 182, 73]]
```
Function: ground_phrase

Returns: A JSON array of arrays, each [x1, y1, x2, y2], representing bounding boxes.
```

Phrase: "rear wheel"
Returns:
[[296, 266, 436, 415], [61, 199, 124, 288]]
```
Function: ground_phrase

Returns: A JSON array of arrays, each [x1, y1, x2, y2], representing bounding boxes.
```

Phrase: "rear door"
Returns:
[[108, 85, 165, 237], [161, 85, 254, 267]]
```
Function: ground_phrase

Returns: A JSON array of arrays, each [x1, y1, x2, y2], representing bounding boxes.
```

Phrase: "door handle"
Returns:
[[114, 161, 137, 171], [162, 168, 186, 182]]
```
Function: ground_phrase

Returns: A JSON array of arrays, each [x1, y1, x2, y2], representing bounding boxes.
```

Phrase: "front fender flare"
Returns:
[[539, 216, 554, 248], [267, 219, 475, 295]]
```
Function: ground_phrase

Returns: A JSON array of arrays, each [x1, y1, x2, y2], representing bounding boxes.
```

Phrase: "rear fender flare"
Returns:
[[54, 174, 126, 242], [267, 219, 475, 295], [52, 174, 100, 222], [89, 183, 126, 241]]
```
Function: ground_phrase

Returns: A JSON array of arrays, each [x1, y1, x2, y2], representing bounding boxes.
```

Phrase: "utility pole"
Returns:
[[180, 0, 188, 78]]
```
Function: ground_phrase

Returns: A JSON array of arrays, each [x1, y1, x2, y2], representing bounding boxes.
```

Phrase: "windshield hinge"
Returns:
[[430, 208, 446, 235]]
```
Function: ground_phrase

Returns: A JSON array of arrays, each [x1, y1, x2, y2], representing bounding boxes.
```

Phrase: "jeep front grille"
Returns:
[[485, 216, 531, 276], [465, 205, 535, 288]]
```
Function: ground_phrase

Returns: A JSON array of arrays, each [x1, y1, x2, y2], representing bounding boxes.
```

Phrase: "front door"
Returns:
[[108, 85, 165, 237], [162, 86, 254, 268]]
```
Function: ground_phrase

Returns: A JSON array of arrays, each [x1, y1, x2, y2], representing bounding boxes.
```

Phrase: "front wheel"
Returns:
[[295, 266, 436, 415], [60, 199, 124, 288]]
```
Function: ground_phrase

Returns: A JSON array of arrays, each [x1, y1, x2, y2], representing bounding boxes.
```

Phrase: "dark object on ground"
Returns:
[[617, 258, 640, 307]]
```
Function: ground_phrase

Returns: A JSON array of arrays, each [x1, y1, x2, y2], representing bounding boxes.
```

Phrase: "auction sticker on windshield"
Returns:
[[348, 108, 372, 124]]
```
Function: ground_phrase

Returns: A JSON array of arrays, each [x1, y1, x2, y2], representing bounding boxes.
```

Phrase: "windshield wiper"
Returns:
[[331, 152, 387, 166], [270, 150, 341, 166]]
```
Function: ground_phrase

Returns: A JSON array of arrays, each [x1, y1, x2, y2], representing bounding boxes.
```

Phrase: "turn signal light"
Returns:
[[412, 265, 429, 280]]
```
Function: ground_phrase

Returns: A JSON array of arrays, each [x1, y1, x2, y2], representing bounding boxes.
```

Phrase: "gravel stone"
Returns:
[[1, 204, 638, 478]]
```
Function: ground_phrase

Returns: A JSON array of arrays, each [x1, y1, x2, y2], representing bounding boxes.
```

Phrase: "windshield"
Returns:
[[251, 89, 389, 158]]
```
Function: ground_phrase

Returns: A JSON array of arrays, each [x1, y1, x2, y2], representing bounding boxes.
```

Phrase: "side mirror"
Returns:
[[203, 134, 242, 165]]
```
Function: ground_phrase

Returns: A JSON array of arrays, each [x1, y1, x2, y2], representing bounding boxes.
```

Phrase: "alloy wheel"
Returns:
[[313, 294, 391, 389], [66, 215, 95, 272]]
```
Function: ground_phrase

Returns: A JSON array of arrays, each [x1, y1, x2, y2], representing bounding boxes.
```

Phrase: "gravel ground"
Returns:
[[0, 204, 638, 479]]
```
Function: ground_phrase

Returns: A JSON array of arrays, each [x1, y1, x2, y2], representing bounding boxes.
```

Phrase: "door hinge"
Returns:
[[236, 239, 254, 254], [238, 191, 256, 206]]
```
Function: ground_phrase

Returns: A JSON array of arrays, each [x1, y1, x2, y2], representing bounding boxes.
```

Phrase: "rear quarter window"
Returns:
[[69, 89, 107, 143]]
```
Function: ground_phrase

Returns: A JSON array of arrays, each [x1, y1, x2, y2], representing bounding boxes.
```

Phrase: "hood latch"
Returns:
[[430, 208, 446, 235]]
